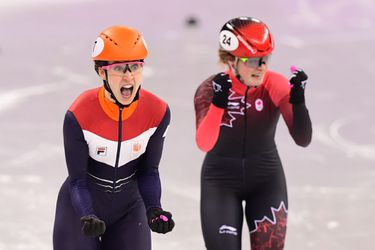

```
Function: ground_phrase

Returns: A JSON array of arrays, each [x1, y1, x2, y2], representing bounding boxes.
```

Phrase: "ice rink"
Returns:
[[0, 0, 374, 249]]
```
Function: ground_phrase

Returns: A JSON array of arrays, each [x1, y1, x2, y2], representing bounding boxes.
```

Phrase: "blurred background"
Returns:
[[0, 0, 374, 249]]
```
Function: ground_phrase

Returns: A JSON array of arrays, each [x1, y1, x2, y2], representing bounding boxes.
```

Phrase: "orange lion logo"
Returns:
[[132, 142, 142, 152]]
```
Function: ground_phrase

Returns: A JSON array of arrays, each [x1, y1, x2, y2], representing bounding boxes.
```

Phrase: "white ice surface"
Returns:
[[0, 0, 374, 249]]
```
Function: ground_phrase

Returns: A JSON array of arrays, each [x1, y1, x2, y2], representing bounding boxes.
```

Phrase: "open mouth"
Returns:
[[251, 73, 261, 78], [120, 84, 133, 99]]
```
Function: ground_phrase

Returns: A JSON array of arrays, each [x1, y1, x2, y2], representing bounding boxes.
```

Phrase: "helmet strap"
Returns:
[[231, 58, 244, 83], [103, 71, 140, 108]]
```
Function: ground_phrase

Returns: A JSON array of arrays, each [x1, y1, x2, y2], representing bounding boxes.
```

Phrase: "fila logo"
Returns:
[[255, 98, 263, 111], [96, 146, 107, 156], [219, 225, 238, 236]]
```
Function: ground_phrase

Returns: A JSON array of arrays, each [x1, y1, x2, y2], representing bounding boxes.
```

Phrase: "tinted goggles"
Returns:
[[101, 61, 144, 75], [240, 56, 270, 68]]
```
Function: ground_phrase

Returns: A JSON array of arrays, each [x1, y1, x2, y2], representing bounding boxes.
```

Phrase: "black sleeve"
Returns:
[[291, 103, 312, 147], [137, 106, 171, 210], [63, 111, 95, 217]]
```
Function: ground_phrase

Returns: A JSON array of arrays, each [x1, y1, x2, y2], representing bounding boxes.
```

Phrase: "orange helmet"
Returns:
[[219, 17, 274, 58], [92, 25, 148, 61]]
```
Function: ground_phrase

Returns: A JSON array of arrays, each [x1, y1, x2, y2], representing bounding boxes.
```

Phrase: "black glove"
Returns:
[[146, 207, 175, 234], [289, 68, 308, 104], [211, 73, 232, 108], [80, 215, 106, 237]]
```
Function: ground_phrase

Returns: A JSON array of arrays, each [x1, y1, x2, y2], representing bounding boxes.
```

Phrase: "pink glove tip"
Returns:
[[290, 65, 297, 73], [160, 215, 168, 222]]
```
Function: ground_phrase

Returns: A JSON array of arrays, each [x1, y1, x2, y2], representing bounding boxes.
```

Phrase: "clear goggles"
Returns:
[[239, 55, 270, 68], [101, 61, 144, 76]]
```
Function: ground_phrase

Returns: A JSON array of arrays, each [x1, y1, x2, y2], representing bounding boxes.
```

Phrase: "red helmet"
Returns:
[[219, 17, 274, 58], [92, 25, 148, 61]]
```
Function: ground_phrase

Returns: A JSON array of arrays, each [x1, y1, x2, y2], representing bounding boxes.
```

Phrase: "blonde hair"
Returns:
[[218, 48, 235, 65]]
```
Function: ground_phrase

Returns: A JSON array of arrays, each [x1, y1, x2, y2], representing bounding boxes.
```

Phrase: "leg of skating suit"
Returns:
[[53, 179, 151, 250], [200, 153, 244, 250], [53, 180, 101, 250], [244, 150, 288, 250], [101, 197, 151, 250]]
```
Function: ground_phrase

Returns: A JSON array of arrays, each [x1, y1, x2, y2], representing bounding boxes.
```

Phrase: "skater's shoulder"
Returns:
[[69, 87, 101, 112], [264, 71, 289, 92], [139, 89, 167, 116]]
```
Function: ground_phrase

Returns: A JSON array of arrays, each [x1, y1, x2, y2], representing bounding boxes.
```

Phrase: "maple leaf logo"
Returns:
[[250, 202, 288, 249], [221, 89, 251, 128], [250, 201, 288, 233]]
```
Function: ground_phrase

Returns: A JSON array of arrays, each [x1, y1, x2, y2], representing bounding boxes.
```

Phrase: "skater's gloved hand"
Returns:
[[289, 67, 308, 104], [80, 215, 106, 237], [146, 207, 175, 234], [211, 72, 232, 109]]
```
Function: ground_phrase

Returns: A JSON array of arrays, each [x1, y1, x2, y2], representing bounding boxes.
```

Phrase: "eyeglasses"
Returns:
[[240, 56, 270, 68], [101, 61, 144, 76]]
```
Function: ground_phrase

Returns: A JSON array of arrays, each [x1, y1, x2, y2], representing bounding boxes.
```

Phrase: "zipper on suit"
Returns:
[[242, 86, 250, 158], [241, 86, 250, 191], [113, 106, 123, 192]]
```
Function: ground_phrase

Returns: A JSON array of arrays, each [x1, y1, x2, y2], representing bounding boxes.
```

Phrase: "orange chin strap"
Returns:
[[98, 87, 138, 121]]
